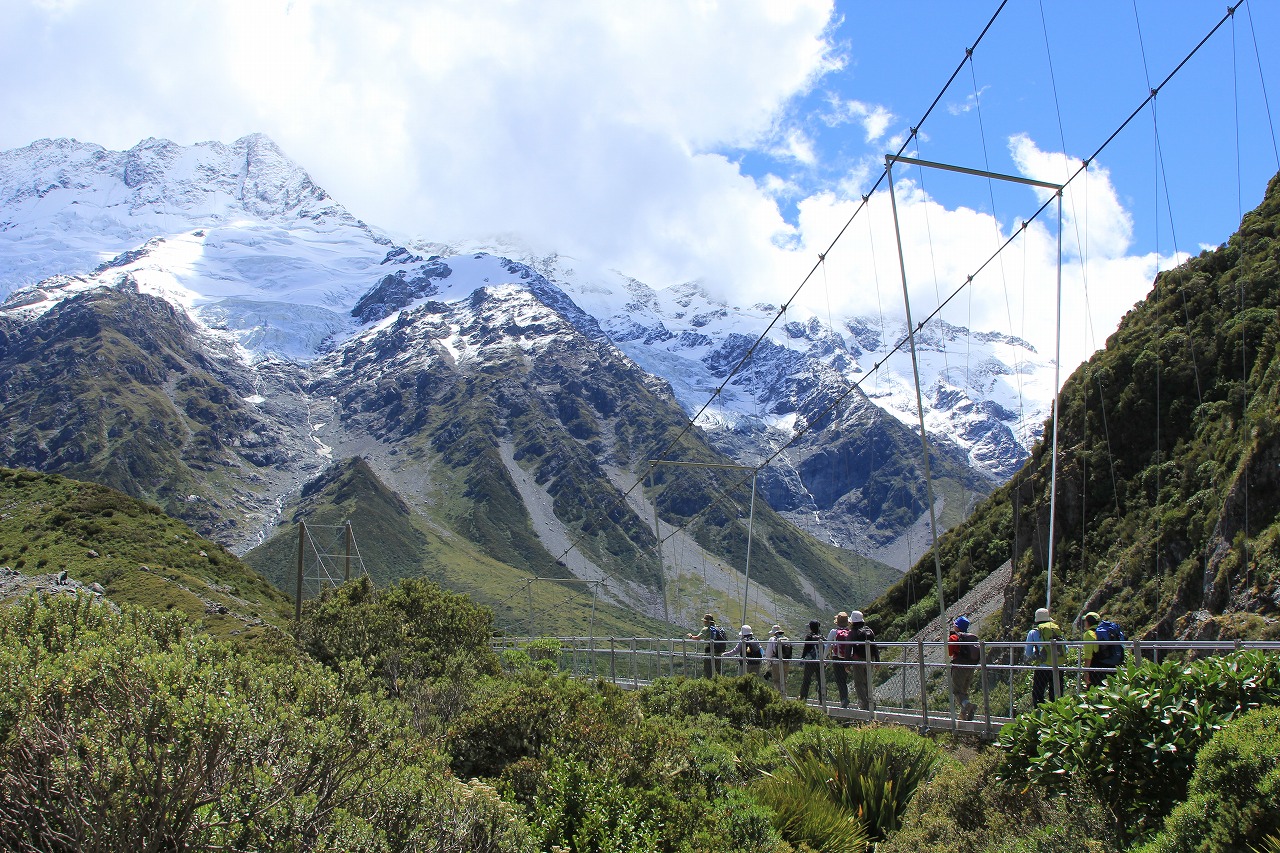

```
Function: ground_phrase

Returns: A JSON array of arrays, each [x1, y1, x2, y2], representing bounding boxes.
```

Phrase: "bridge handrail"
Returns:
[[490, 634, 1280, 738]]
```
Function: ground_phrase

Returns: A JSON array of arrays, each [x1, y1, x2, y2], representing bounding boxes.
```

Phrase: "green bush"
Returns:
[[878, 748, 1117, 853], [0, 594, 532, 853], [299, 576, 500, 695], [1136, 705, 1280, 853], [996, 649, 1280, 843], [637, 673, 826, 734], [447, 672, 640, 780]]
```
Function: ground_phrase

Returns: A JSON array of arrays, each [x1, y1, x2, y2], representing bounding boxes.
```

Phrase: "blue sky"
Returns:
[[2, 0, 1277, 371], [737, 2, 1278, 259]]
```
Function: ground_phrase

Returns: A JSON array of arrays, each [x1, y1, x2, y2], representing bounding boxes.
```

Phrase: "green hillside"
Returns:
[[0, 466, 293, 643], [874, 172, 1280, 642]]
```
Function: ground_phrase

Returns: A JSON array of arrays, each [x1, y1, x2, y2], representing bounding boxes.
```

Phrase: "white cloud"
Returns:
[[823, 96, 895, 142], [0, 0, 1171, 377]]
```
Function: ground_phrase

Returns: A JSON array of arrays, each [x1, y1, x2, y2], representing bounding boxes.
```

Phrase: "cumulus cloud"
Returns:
[[0, 0, 1178, 376]]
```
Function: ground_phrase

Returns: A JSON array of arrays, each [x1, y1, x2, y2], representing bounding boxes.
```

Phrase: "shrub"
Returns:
[[754, 725, 941, 848], [637, 673, 826, 734], [1136, 705, 1280, 853], [447, 672, 639, 780], [996, 649, 1280, 843], [299, 576, 500, 695], [878, 748, 1117, 853], [0, 594, 532, 852]]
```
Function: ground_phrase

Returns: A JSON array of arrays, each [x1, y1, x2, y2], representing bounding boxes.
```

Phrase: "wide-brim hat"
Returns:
[[769, 624, 783, 635], [1034, 607, 1052, 624], [849, 610, 865, 623], [703, 613, 715, 623], [740, 625, 753, 636]]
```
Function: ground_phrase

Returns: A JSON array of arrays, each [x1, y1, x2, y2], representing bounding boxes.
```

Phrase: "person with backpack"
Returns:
[[797, 619, 826, 703], [947, 615, 979, 721], [764, 624, 792, 697], [1082, 611, 1125, 687], [687, 613, 725, 678], [1024, 607, 1065, 706], [845, 610, 878, 711], [825, 611, 853, 708], [724, 625, 765, 678]]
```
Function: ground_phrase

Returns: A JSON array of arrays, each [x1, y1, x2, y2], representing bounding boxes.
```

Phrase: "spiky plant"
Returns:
[[756, 728, 941, 848]]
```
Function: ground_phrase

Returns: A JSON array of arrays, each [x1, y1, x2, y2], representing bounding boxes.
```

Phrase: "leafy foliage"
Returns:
[[996, 649, 1280, 843], [1136, 705, 1280, 853], [878, 748, 1117, 853], [299, 575, 500, 696], [637, 672, 827, 734], [0, 594, 532, 853]]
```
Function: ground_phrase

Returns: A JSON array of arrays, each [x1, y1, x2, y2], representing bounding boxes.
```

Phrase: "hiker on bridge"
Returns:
[[827, 610, 877, 710], [826, 611, 853, 708], [1024, 607, 1065, 706], [764, 625, 792, 697], [797, 619, 825, 703], [724, 625, 765, 678], [1082, 611, 1125, 687], [845, 610, 878, 711], [687, 613, 725, 678], [948, 615, 979, 721]]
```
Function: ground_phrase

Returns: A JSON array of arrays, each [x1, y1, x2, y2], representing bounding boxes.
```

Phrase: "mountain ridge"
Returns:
[[0, 133, 1057, 629]]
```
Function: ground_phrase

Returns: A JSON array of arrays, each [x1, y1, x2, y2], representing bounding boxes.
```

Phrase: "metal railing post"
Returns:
[[818, 645, 828, 712], [980, 641, 991, 734], [865, 637, 876, 717], [1050, 640, 1062, 701], [918, 638, 929, 730], [610, 638, 617, 685], [631, 637, 639, 689]]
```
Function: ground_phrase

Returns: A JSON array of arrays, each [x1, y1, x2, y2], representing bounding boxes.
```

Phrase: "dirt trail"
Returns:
[[875, 560, 1011, 703]]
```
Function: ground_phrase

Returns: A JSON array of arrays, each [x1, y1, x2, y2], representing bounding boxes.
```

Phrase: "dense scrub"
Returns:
[[0, 594, 530, 853], [997, 649, 1280, 842], [3, 578, 1277, 852]]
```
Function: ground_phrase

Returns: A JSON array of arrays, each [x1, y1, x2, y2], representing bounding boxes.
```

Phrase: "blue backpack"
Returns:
[[709, 625, 728, 655], [1094, 620, 1126, 667]]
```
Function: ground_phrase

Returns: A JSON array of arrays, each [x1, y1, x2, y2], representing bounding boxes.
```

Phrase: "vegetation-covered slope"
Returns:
[[874, 172, 1280, 642], [0, 467, 292, 642]]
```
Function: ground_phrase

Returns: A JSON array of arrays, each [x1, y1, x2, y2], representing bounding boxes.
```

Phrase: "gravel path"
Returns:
[[875, 560, 1011, 703]]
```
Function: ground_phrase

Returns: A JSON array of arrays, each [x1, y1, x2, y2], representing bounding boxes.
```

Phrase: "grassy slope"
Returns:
[[242, 457, 675, 638], [0, 467, 293, 644]]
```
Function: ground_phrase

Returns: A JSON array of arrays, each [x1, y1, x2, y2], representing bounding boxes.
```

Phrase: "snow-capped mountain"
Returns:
[[0, 135, 1055, 580]]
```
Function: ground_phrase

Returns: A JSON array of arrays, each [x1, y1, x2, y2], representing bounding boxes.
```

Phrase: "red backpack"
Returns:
[[832, 626, 853, 660]]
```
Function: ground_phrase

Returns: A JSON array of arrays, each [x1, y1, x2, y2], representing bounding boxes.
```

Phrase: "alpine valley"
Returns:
[[0, 134, 1060, 635]]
